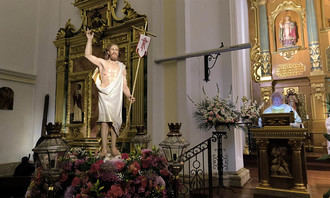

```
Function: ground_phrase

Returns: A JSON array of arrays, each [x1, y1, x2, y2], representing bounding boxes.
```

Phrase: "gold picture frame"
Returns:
[[269, 1, 306, 52], [66, 71, 92, 137]]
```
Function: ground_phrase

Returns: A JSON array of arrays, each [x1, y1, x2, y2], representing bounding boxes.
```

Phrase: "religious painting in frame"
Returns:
[[0, 87, 14, 110], [70, 80, 84, 124], [275, 10, 300, 51], [66, 71, 92, 137], [269, 1, 306, 53]]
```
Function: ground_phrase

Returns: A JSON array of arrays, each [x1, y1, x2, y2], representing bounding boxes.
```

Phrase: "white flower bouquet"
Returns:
[[240, 96, 264, 124], [189, 87, 240, 130]]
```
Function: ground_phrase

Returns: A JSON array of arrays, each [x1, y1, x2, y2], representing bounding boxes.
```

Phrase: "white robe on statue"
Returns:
[[93, 62, 125, 136]]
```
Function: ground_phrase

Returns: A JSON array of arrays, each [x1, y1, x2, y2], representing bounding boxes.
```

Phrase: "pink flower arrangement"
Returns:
[[26, 147, 173, 198], [107, 184, 124, 197], [189, 86, 240, 130]]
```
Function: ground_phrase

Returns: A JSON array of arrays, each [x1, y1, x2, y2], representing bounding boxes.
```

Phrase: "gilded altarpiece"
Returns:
[[248, 0, 330, 151], [54, 0, 148, 152]]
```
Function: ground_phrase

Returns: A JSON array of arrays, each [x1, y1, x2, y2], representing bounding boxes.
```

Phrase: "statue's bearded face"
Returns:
[[272, 96, 282, 107], [109, 45, 119, 61]]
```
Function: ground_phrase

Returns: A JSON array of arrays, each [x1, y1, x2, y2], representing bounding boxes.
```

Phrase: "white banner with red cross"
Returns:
[[136, 34, 151, 57]]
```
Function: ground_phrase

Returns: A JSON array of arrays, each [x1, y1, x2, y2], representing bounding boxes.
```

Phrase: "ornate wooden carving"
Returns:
[[54, 0, 147, 151], [247, 0, 328, 152], [252, 126, 309, 197]]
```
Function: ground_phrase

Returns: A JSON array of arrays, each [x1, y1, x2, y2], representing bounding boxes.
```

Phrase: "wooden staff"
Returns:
[[121, 21, 149, 137]]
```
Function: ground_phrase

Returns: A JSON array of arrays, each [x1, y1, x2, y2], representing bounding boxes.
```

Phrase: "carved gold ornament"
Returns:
[[311, 83, 325, 100], [309, 44, 321, 69], [279, 49, 298, 60], [111, 0, 144, 22], [261, 52, 271, 76], [261, 86, 272, 105], [56, 19, 76, 40], [250, 39, 262, 82]]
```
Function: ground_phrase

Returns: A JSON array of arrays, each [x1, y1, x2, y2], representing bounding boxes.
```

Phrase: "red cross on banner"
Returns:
[[136, 34, 151, 57]]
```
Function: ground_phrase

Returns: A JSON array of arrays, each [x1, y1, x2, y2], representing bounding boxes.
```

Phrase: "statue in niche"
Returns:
[[0, 87, 14, 110], [285, 89, 299, 111], [279, 15, 298, 47], [271, 146, 291, 176]]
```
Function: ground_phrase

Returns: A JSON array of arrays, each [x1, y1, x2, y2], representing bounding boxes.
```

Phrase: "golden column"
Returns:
[[309, 75, 326, 151], [288, 140, 306, 190], [256, 139, 270, 187]]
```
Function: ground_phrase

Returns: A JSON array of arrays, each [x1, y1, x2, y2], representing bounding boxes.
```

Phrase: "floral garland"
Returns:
[[26, 147, 174, 198]]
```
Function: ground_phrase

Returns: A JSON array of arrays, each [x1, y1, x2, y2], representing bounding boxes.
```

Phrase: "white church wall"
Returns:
[[182, 0, 232, 150], [0, 0, 40, 164], [179, 0, 251, 179], [147, 1, 167, 147], [59, 0, 82, 28], [0, 0, 80, 164], [175, 0, 188, 145], [0, 0, 39, 75], [0, 80, 35, 163], [223, 0, 250, 172]]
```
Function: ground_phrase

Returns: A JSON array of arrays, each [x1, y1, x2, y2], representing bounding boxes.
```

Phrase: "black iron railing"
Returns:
[[178, 131, 226, 198]]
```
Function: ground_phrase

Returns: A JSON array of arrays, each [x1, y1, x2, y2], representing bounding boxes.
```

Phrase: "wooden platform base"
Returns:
[[254, 186, 310, 198]]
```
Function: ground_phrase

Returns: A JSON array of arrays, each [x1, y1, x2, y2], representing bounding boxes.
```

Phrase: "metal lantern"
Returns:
[[159, 123, 190, 198], [159, 123, 190, 173], [131, 125, 151, 150], [33, 122, 69, 182]]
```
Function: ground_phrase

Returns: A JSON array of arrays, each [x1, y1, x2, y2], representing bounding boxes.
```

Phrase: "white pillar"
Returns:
[[221, 0, 251, 187]]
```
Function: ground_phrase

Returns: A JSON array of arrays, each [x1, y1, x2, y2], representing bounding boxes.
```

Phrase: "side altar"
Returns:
[[53, 0, 148, 153], [248, 0, 330, 152], [251, 113, 310, 198]]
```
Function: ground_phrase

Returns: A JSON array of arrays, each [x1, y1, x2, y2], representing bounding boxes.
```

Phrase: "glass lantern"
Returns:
[[33, 122, 69, 182], [159, 123, 190, 198]]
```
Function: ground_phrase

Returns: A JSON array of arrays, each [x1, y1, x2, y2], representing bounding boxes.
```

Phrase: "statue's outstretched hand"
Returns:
[[86, 29, 94, 40]]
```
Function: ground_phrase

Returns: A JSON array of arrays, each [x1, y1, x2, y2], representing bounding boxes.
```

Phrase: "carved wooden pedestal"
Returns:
[[251, 127, 310, 198]]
